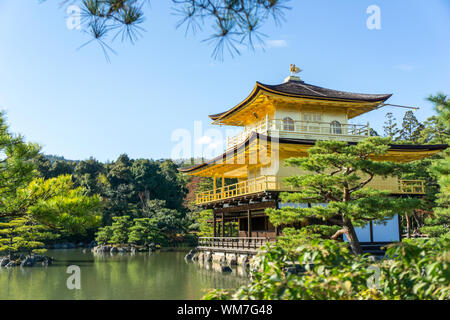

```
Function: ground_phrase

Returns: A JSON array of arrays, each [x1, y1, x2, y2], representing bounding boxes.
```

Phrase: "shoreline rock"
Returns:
[[0, 254, 54, 268]]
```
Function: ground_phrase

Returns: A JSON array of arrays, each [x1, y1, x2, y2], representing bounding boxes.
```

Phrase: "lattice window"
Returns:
[[331, 120, 342, 134], [282, 117, 295, 131]]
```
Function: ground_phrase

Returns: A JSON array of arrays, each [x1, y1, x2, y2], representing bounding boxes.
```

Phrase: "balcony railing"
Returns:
[[398, 180, 425, 194], [226, 119, 370, 150], [195, 176, 425, 205], [198, 237, 272, 251], [196, 176, 281, 205]]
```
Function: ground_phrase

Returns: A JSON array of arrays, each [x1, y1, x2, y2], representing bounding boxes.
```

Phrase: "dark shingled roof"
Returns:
[[209, 80, 392, 120], [261, 80, 392, 102]]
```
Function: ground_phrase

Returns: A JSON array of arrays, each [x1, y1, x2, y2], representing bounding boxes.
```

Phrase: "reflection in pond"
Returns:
[[0, 249, 247, 300]]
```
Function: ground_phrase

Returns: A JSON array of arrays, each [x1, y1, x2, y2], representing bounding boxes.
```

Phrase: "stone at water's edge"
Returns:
[[220, 265, 232, 273], [5, 261, 19, 268], [226, 254, 238, 266], [0, 254, 53, 268], [197, 252, 204, 262], [42, 258, 51, 267], [0, 257, 9, 267], [237, 254, 250, 267], [20, 257, 34, 267], [32, 255, 45, 263], [92, 244, 158, 254], [92, 245, 111, 253], [184, 248, 197, 260], [204, 252, 212, 262]]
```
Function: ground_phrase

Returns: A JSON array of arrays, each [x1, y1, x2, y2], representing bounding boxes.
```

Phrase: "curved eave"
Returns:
[[209, 82, 392, 123], [178, 133, 260, 174], [178, 133, 448, 175], [209, 83, 261, 121]]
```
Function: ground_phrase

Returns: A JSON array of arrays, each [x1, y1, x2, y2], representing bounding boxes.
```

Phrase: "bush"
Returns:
[[204, 237, 449, 300]]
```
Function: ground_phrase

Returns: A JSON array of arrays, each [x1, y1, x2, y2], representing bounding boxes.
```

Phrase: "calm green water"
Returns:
[[0, 249, 248, 300]]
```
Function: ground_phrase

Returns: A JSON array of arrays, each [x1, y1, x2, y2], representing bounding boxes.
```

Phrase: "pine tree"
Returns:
[[0, 113, 102, 233], [95, 226, 113, 245], [399, 111, 424, 143], [419, 93, 450, 144], [109, 216, 132, 245], [45, 0, 290, 60], [266, 137, 422, 255], [128, 218, 161, 246], [421, 93, 450, 237], [383, 112, 400, 140], [0, 217, 58, 258]]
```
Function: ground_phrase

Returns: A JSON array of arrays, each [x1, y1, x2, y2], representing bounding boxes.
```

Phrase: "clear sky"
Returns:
[[0, 1, 449, 162]]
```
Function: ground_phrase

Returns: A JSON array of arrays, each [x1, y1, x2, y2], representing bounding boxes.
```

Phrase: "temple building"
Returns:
[[179, 66, 446, 255]]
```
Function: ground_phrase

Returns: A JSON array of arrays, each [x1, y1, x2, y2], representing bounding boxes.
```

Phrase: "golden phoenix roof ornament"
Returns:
[[290, 64, 302, 76]]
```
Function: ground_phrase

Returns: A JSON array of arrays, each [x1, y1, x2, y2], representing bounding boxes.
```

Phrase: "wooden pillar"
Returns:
[[213, 212, 217, 237], [221, 212, 225, 237], [247, 209, 252, 238], [213, 176, 216, 199], [221, 174, 225, 199]]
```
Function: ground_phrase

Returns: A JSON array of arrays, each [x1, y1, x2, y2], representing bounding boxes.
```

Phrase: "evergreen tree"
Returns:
[[45, 0, 290, 60], [421, 93, 450, 237], [383, 112, 400, 140], [266, 137, 422, 255], [32, 154, 53, 179], [190, 210, 214, 237], [419, 93, 450, 144], [128, 218, 162, 246], [4, 175, 103, 234], [95, 226, 113, 245], [73, 158, 106, 196], [141, 199, 186, 237], [0, 113, 102, 234], [399, 111, 424, 143], [109, 216, 132, 245], [0, 217, 58, 258], [0, 111, 40, 199]]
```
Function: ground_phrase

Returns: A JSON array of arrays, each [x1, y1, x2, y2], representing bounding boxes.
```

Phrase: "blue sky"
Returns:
[[0, 1, 449, 162]]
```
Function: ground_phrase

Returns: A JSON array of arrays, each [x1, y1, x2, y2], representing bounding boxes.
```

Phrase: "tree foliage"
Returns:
[[128, 217, 161, 245], [33, 154, 189, 228], [51, 0, 290, 60], [266, 137, 421, 255], [383, 112, 400, 140], [420, 93, 450, 237], [0, 112, 102, 236], [95, 215, 165, 245], [204, 238, 449, 300], [0, 217, 59, 257], [398, 110, 424, 144]]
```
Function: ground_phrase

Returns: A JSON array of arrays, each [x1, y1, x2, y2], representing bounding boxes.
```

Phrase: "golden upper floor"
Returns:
[[179, 70, 447, 205], [210, 74, 392, 149], [210, 77, 392, 127]]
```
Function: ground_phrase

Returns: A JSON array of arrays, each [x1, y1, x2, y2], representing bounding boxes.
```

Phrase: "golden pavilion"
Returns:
[[180, 66, 446, 251]]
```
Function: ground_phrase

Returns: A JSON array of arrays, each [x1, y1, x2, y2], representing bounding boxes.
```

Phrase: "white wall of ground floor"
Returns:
[[278, 202, 400, 243]]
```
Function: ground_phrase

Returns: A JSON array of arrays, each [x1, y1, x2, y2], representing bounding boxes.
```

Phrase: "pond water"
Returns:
[[0, 249, 248, 300]]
